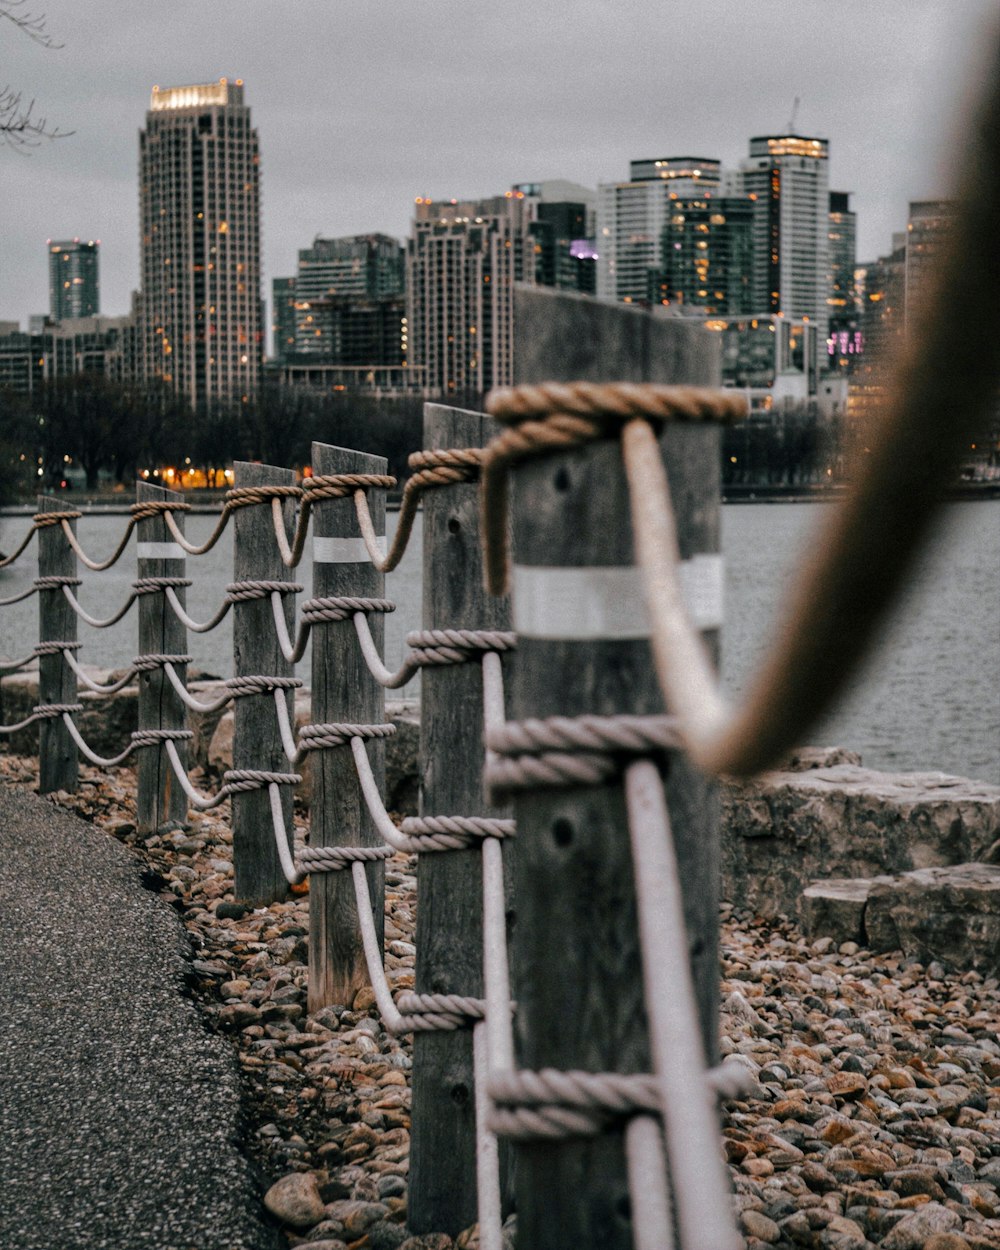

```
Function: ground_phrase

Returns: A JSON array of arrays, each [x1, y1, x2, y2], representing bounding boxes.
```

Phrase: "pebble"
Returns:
[[15, 754, 1000, 1249]]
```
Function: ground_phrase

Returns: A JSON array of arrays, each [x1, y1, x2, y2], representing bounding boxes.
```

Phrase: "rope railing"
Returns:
[[2, 43, 996, 1240]]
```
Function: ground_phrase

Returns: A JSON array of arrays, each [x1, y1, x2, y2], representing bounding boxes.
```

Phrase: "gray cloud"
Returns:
[[0, 0, 994, 324]]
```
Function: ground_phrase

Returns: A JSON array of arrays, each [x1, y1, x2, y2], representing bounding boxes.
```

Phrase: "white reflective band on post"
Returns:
[[137, 542, 184, 561], [313, 535, 386, 563], [513, 554, 723, 640]]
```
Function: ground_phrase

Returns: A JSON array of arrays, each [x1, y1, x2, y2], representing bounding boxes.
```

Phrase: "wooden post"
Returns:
[[232, 461, 298, 905], [308, 442, 386, 1013], [507, 288, 722, 1250], [37, 494, 78, 794], [136, 481, 188, 834], [409, 405, 513, 1235]]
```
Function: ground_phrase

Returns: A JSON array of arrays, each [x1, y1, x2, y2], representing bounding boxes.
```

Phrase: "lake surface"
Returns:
[[2, 500, 997, 783]]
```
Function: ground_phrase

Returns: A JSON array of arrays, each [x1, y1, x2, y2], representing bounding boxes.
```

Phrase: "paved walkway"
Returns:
[[0, 784, 280, 1250]]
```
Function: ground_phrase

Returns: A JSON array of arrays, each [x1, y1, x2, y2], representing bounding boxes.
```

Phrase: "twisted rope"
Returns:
[[133, 576, 192, 595], [406, 629, 517, 667], [226, 579, 303, 602], [397, 991, 487, 1024], [132, 728, 193, 748], [34, 640, 82, 657], [301, 596, 394, 623], [479, 383, 746, 594], [226, 674, 303, 697], [296, 843, 393, 872], [354, 447, 485, 573], [296, 721, 396, 752], [305, 472, 396, 501], [132, 653, 192, 672], [486, 713, 680, 795], [33, 509, 84, 527], [131, 500, 193, 521], [397, 814, 516, 852], [0, 583, 41, 606], [488, 1062, 752, 1140], [33, 702, 83, 719], [222, 768, 301, 794], [34, 575, 81, 591]]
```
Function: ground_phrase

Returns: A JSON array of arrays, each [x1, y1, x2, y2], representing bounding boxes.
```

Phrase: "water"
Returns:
[[2, 501, 997, 783]]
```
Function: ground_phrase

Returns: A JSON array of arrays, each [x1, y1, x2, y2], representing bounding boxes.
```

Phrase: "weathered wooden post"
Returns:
[[308, 443, 387, 1013], [232, 461, 299, 905], [504, 288, 723, 1249], [136, 481, 188, 834], [37, 494, 78, 794], [409, 405, 513, 1236]]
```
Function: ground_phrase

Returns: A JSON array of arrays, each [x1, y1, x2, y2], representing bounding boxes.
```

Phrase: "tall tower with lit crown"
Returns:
[[739, 134, 830, 355], [138, 79, 261, 413]]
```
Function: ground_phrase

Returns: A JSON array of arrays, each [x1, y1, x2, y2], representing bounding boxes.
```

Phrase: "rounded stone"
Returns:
[[263, 1170, 327, 1229]]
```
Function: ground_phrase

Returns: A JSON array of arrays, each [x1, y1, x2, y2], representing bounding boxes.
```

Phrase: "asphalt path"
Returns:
[[0, 784, 281, 1250]]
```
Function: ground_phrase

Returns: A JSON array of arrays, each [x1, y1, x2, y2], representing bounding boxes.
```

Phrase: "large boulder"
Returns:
[[864, 862, 1000, 971], [722, 764, 1000, 918]]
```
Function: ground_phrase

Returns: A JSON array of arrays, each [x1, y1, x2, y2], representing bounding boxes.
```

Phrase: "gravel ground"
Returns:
[[3, 752, 999, 1250]]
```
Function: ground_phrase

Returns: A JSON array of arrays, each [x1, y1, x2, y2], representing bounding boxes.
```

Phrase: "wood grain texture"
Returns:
[[307, 442, 386, 1014], [37, 494, 78, 795], [136, 482, 188, 833], [232, 461, 298, 905], [409, 405, 513, 1235], [509, 287, 722, 1250]]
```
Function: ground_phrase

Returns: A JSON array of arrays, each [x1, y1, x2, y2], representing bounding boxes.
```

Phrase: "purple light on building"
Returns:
[[570, 239, 598, 261]]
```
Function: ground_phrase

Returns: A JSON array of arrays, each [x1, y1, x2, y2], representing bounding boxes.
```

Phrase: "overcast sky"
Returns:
[[1, 0, 996, 329]]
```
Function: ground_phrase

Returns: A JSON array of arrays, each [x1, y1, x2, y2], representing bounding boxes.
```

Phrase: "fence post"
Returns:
[[37, 494, 78, 794], [231, 461, 299, 905], [136, 480, 188, 834], [409, 405, 513, 1236], [308, 442, 387, 1013], [504, 288, 723, 1250]]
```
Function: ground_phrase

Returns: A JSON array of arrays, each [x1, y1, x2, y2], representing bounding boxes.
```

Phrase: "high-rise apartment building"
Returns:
[[826, 191, 860, 372], [138, 79, 261, 413], [597, 158, 722, 303], [903, 200, 955, 329], [285, 234, 404, 360], [48, 239, 100, 320], [407, 191, 536, 398], [738, 135, 830, 352]]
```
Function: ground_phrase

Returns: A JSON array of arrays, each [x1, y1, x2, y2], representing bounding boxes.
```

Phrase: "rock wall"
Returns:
[[721, 762, 1000, 919]]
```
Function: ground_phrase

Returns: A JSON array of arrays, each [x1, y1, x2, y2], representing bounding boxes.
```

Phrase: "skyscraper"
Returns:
[[826, 191, 860, 372], [738, 135, 830, 353], [48, 239, 99, 320], [138, 79, 261, 413], [407, 191, 536, 398], [597, 158, 722, 303]]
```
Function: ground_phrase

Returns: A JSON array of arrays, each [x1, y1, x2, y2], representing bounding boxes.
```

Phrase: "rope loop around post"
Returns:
[[34, 575, 82, 591], [130, 499, 192, 521], [296, 843, 393, 873], [133, 576, 192, 596], [132, 653, 193, 672], [296, 720, 395, 753], [221, 768, 301, 794], [225, 674, 303, 697], [302, 472, 397, 502], [32, 702, 84, 719], [480, 382, 747, 595], [223, 484, 303, 509], [226, 579, 303, 602], [33, 509, 84, 528], [34, 640, 82, 657], [485, 712, 683, 797], [301, 596, 395, 624], [405, 628, 517, 667]]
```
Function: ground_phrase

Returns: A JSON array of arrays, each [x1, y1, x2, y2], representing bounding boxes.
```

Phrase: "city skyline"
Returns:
[[0, 1, 995, 327]]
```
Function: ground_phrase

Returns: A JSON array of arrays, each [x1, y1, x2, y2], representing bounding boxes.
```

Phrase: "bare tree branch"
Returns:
[[0, 0, 62, 48], [0, 85, 72, 150], [0, 1, 71, 147]]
